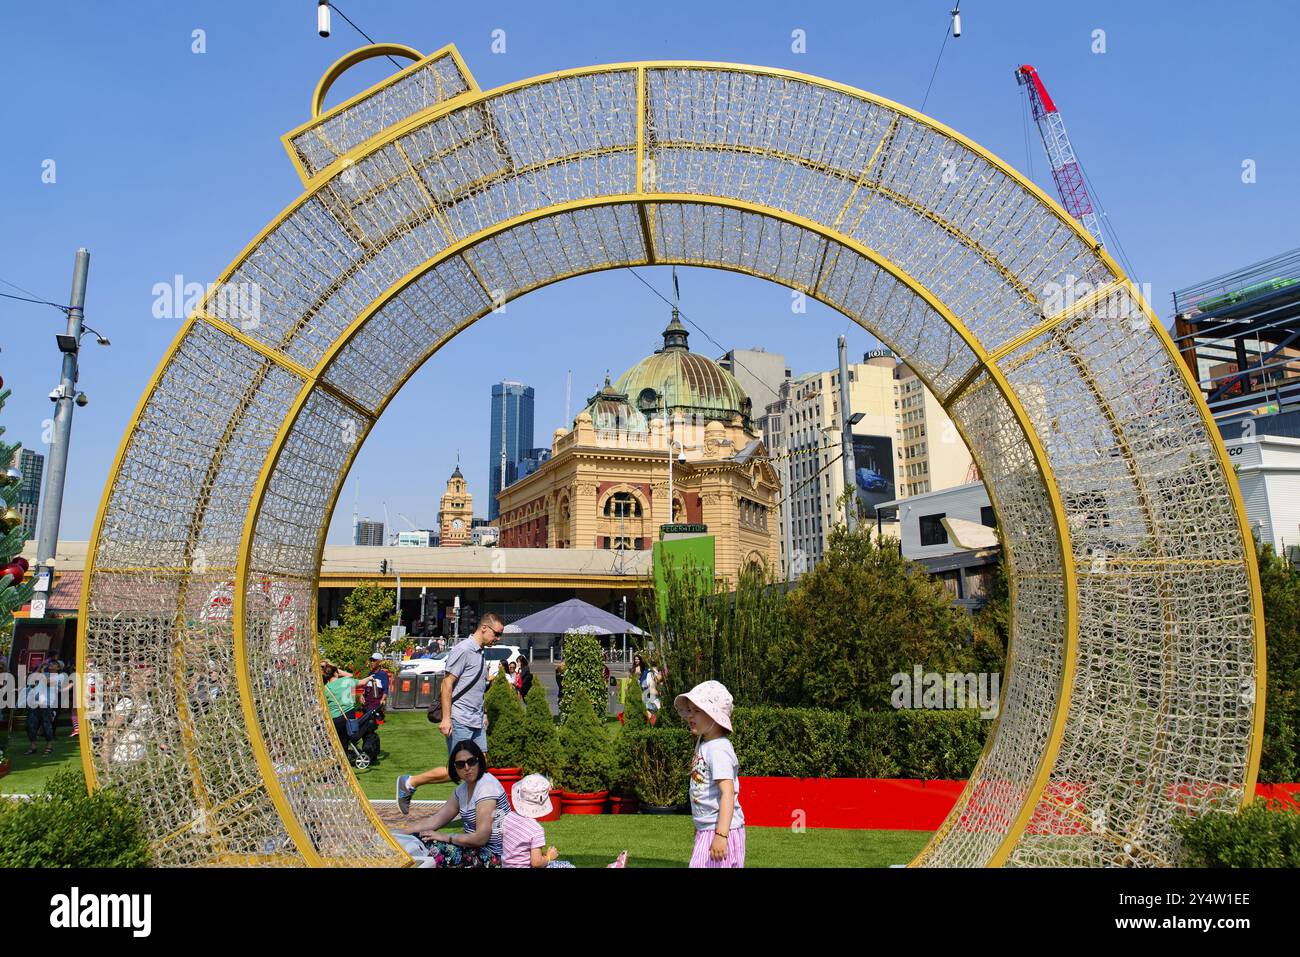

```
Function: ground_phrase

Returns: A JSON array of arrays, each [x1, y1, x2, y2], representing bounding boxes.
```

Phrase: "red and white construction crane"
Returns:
[[1015, 64, 1103, 244]]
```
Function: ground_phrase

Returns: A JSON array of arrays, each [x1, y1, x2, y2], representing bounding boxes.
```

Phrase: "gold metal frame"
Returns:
[[78, 47, 1264, 868]]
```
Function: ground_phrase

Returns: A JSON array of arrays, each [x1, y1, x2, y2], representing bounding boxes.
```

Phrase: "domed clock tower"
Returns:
[[438, 464, 473, 547]]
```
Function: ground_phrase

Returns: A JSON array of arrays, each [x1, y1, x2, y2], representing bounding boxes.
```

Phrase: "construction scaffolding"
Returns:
[[1173, 245, 1300, 422]]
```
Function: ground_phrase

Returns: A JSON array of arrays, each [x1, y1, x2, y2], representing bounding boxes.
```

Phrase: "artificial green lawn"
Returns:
[[423, 814, 929, 868], [1, 710, 935, 867], [0, 721, 81, 795], [350, 710, 623, 801], [362, 711, 931, 868]]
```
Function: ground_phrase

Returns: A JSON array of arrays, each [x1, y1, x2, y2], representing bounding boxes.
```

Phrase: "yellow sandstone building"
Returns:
[[495, 313, 780, 582]]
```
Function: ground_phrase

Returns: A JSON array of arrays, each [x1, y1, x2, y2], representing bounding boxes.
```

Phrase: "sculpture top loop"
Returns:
[[311, 42, 424, 118]]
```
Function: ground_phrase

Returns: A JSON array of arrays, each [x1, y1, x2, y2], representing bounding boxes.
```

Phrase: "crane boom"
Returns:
[[1015, 64, 1102, 244]]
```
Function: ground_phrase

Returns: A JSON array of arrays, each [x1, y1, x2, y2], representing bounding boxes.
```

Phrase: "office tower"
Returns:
[[353, 519, 385, 547], [488, 381, 535, 520], [10, 448, 43, 540]]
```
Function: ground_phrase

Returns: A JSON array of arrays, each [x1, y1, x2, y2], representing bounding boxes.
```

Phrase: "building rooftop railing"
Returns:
[[1172, 244, 1300, 319]]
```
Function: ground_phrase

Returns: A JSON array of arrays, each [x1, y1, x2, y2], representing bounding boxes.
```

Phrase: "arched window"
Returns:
[[603, 491, 642, 518]]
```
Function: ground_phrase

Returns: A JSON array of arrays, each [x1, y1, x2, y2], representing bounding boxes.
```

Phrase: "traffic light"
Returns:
[[379, 560, 388, 574]]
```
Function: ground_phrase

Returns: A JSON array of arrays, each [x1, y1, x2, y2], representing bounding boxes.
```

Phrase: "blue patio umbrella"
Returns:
[[506, 598, 644, 636]]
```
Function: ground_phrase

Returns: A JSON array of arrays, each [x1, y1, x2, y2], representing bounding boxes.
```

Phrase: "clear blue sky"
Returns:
[[2, 0, 1296, 543]]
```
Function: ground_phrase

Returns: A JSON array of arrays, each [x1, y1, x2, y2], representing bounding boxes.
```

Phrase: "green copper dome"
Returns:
[[596, 311, 752, 430]]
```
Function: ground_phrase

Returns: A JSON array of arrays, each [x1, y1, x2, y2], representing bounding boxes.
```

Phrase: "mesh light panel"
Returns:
[[79, 46, 1263, 867]]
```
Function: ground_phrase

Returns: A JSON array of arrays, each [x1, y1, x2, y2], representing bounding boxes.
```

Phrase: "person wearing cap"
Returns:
[[675, 680, 746, 867], [363, 653, 390, 714], [502, 774, 569, 868]]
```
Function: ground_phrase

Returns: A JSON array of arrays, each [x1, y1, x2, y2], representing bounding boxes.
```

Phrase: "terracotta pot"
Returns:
[[489, 768, 522, 807], [608, 794, 640, 815], [536, 788, 563, 822], [559, 789, 608, 815]]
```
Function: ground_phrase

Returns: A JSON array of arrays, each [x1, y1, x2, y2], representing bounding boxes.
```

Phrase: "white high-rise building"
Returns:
[[893, 362, 975, 498], [765, 350, 974, 580]]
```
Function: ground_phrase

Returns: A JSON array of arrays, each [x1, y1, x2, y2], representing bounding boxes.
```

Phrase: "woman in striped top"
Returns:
[[417, 739, 509, 867]]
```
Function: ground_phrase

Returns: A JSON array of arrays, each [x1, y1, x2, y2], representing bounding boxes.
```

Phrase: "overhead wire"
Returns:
[[1077, 160, 1140, 280], [1019, 82, 1035, 183], [920, 1, 959, 114], [624, 267, 786, 407], [0, 289, 67, 311], [324, 3, 404, 69]]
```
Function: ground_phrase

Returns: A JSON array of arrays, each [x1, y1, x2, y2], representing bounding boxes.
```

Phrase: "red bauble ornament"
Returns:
[[1, 563, 23, 582], [13, 556, 28, 572]]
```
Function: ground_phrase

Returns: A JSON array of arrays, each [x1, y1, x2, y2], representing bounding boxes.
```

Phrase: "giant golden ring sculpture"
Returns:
[[78, 44, 1264, 867]]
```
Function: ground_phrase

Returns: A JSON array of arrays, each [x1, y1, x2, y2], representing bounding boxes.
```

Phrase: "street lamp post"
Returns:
[[620, 593, 628, 661], [836, 335, 857, 532], [36, 249, 95, 574]]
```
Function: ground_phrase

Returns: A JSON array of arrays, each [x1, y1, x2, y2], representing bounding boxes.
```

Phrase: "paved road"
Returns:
[[527, 659, 627, 716]]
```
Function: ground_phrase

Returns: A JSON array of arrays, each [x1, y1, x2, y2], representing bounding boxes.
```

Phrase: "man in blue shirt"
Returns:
[[362, 653, 390, 713], [394, 613, 504, 814]]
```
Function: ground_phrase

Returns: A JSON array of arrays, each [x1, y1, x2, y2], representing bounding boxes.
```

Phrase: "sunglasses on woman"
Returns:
[[453, 757, 480, 770]]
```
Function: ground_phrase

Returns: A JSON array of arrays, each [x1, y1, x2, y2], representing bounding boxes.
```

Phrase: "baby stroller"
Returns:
[[342, 705, 382, 769]]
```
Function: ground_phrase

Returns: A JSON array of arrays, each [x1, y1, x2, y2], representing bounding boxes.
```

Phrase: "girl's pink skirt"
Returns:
[[689, 826, 746, 868]]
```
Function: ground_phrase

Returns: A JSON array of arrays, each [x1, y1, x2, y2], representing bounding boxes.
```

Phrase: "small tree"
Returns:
[[484, 672, 514, 731], [1258, 541, 1300, 782], [614, 686, 648, 797], [559, 628, 606, 723], [520, 681, 563, 780], [485, 678, 527, 769], [320, 584, 394, 672], [774, 521, 972, 711], [557, 688, 614, 793]]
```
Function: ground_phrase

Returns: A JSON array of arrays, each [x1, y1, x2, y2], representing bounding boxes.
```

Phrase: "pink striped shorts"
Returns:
[[689, 827, 746, 868]]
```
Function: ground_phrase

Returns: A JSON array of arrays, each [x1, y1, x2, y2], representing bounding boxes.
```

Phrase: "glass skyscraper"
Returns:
[[11, 448, 43, 540], [488, 381, 535, 520]]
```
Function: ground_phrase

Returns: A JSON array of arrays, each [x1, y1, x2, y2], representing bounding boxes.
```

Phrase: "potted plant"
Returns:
[[556, 688, 613, 814], [610, 688, 648, 813], [519, 681, 563, 821], [484, 677, 526, 798], [609, 734, 640, 815], [558, 629, 606, 723]]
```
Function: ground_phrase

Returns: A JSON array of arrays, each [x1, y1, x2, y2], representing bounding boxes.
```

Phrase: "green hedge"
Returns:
[[0, 768, 150, 867], [617, 706, 989, 799], [730, 706, 988, 779], [1175, 800, 1300, 867]]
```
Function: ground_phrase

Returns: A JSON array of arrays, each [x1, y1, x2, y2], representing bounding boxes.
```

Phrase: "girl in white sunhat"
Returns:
[[503, 774, 628, 868], [675, 680, 746, 868], [503, 774, 572, 868]]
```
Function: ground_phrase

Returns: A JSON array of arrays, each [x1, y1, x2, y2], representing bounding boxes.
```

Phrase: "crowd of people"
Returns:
[[384, 613, 745, 869]]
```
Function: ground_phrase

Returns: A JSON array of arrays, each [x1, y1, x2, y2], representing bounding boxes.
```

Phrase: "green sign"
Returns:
[[659, 523, 708, 535], [651, 536, 716, 621]]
